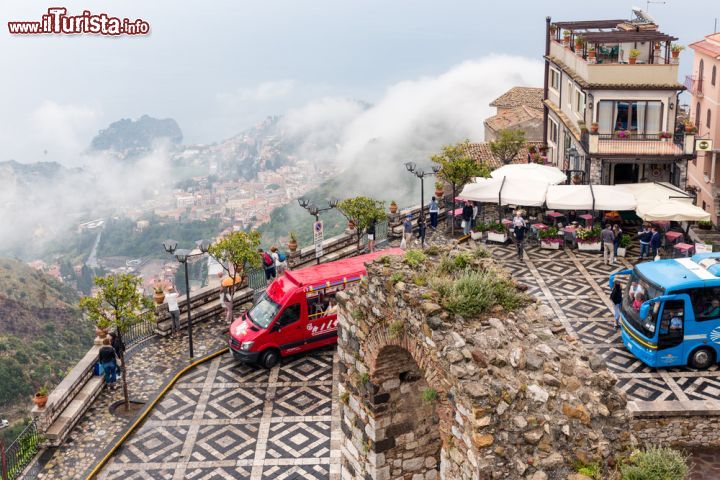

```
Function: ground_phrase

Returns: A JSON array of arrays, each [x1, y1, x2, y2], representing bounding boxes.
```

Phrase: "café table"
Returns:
[[665, 231, 684, 246], [578, 214, 593, 227], [673, 243, 694, 258], [545, 211, 564, 226]]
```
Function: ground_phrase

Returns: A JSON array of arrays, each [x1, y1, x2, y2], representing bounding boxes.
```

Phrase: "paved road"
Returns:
[[97, 347, 340, 480]]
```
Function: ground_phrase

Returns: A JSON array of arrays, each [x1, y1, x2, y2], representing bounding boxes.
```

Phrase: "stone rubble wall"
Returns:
[[631, 416, 720, 447], [336, 247, 633, 480]]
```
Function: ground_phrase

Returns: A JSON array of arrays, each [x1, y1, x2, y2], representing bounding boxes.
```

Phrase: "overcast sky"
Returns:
[[1, 0, 717, 163]]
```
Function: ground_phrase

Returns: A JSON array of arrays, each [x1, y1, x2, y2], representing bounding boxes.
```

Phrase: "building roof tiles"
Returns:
[[489, 87, 544, 111]]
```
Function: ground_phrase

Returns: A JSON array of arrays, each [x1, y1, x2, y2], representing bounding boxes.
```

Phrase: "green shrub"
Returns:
[[422, 387, 438, 403], [377, 255, 392, 266], [437, 270, 525, 317], [412, 274, 428, 286], [388, 321, 404, 338], [390, 272, 404, 285], [437, 252, 473, 275], [473, 246, 491, 259], [404, 249, 427, 268], [574, 460, 601, 480], [424, 245, 441, 256], [620, 446, 689, 480]]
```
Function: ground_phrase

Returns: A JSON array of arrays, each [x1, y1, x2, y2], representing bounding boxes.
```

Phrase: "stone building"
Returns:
[[485, 87, 544, 142]]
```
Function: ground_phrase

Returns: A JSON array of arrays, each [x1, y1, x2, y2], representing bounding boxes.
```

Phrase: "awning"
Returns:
[[545, 185, 636, 211], [458, 177, 548, 207], [639, 200, 711, 222], [490, 164, 566, 185]]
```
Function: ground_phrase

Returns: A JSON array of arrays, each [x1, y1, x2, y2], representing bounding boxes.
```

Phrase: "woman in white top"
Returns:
[[270, 246, 286, 274]]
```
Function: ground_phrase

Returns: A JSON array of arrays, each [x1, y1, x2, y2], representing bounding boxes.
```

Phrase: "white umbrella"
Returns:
[[459, 177, 548, 207], [638, 200, 711, 222], [490, 163, 567, 185]]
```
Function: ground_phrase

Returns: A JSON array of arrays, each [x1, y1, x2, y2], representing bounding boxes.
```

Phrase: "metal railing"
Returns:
[[685, 75, 703, 97], [1, 419, 41, 480], [597, 132, 671, 141], [246, 267, 268, 292], [123, 317, 156, 348]]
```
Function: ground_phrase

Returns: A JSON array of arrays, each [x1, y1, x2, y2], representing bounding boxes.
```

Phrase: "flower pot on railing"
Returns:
[[33, 388, 49, 409], [288, 239, 298, 252]]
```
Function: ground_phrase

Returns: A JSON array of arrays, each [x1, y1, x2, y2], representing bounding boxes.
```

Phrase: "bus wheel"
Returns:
[[689, 348, 715, 370], [259, 349, 280, 369]]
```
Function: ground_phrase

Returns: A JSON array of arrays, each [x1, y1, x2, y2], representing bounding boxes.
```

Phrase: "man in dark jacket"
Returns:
[[98, 337, 118, 387], [461, 202, 473, 235], [638, 225, 652, 259], [514, 223, 526, 261], [650, 227, 662, 258]]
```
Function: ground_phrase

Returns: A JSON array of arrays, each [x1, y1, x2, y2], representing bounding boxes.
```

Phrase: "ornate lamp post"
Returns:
[[163, 239, 210, 358], [404, 162, 440, 245], [297, 198, 338, 264]]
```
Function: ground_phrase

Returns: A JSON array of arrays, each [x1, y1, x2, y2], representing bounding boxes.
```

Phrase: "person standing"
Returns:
[[259, 248, 276, 280], [428, 197, 439, 230], [367, 219, 377, 252], [98, 337, 118, 388], [612, 224, 623, 257], [164, 286, 181, 336], [402, 215, 413, 249], [471, 202, 479, 228], [601, 223, 616, 265], [417, 218, 427, 248], [638, 225, 652, 259], [461, 202, 473, 236], [610, 281, 623, 330], [512, 211, 527, 260], [650, 227, 662, 259], [270, 246, 285, 275]]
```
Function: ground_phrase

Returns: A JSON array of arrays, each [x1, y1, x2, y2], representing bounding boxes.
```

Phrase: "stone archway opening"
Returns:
[[369, 345, 441, 480]]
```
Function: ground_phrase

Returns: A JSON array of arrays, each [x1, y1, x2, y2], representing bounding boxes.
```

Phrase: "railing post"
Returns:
[[1, 439, 8, 480]]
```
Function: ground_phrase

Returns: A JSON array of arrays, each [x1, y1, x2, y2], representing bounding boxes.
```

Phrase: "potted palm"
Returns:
[[33, 385, 49, 409], [628, 49, 641, 64], [576, 226, 602, 251], [539, 227, 562, 250], [470, 222, 485, 241], [486, 221, 507, 244], [434, 181, 444, 198], [671, 44, 684, 59], [616, 234, 631, 257], [563, 30, 571, 46], [389, 200, 398, 214], [588, 45, 596, 61], [574, 36, 584, 54], [288, 231, 298, 252]]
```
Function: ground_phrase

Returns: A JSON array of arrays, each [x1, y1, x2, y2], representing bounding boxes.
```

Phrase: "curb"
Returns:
[[83, 347, 229, 480]]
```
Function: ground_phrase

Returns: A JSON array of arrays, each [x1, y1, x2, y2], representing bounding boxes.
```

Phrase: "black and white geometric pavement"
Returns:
[[98, 348, 340, 480], [487, 242, 720, 405]]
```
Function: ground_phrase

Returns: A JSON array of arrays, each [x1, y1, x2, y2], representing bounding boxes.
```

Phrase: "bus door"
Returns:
[[655, 299, 685, 366], [268, 302, 305, 356]]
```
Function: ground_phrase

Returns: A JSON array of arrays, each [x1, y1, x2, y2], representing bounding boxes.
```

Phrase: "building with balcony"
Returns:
[[687, 32, 720, 224], [543, 12, 695, 186]]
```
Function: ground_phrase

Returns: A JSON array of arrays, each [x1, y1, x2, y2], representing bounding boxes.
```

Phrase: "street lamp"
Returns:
[[297, 198, 338, 263], [404, 162, 440, 245], [163, 239, 210, 358], [565, 145, 582, 184]]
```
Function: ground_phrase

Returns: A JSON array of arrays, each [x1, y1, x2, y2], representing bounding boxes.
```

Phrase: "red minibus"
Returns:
[[229, 248, 403, 368]]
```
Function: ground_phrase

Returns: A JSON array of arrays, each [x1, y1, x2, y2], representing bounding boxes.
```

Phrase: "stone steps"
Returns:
[[45, 375, 104, 446]]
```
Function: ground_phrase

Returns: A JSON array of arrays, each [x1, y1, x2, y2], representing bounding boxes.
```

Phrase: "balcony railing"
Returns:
[[597, 133, 673, 141], [685, 75, 704, 97]]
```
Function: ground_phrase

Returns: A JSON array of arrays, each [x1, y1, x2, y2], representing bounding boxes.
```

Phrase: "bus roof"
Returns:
[[284, 248, 404, 287], [636, 253, 720, 291]]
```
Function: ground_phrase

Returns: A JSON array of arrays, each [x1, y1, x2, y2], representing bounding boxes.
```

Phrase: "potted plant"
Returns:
[[486, 221, 507, 243], [659, 131, 673, 141], [654, 42, 661, 51], [389, 200, 398, 214], [563, 30, 571, 46], [95, 323, 109, 338], [348, 219, 356, 231], [617, 130, 631, 139], [549, 24, 557, 36], [628, 49, 641, 64], [33, 385, 49, 409], [434, 181, 444, 198], [576, 226, 602, 251], [572, 174, 582, 185], [588, 45, 596, 61], [616, 234, 631, 257], [579, 121, 588, 134], [470, 223, 485, 241], [671, 44, 684, 58], [699, 220, 713, 230], [539, 227, 562, 250], [590, 122, 599, 134], [684, 121, 698, 134], [288, 231, 298, 252], [153, 279, 165, 305]]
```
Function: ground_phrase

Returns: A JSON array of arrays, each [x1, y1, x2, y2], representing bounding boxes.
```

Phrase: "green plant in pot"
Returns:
[[539, 227, 562, 243], [487, 221, 506, 233], [699, 220, 713, 230], [628, 48, 641, 64], [33, 385, 49, 408]]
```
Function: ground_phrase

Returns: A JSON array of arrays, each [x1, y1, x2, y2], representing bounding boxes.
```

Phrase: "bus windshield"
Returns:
[[248, 293, 280, 329], [621, 269, 664, 339]]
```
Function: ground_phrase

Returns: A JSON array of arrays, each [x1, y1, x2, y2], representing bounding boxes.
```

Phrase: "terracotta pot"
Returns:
[[153, 290, 165, 305], [590, 124, 599, 133], [672, 50, 680, 58], [654, 43, 661, 50], [33, 393, 48, 409], [95, 325, 109, 337], [389, 204, 398, 214], [629, 57, 637, 64], [288, 239, 297, 252], [348, 221, 356, 230], [685, 123, 695, 133], [588, 50, 596, 59], [434, 189, 443, 198]]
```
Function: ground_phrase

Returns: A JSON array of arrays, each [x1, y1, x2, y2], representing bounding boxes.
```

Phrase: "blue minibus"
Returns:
[[610, 253, 720, 369]]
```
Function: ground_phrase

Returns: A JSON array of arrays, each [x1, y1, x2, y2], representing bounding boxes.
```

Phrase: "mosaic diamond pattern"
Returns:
[[100, 351, 337, 479], [674, 377, 720, 401], [616, 376, 678, 402]]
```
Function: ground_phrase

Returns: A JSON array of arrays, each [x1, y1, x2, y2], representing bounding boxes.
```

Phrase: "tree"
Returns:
[[489, 129, 526, 165], [207, 231, 262, 323], [336, 196, 387, 248], [79, 274, 154, 410], [431, 140, 490, 235]]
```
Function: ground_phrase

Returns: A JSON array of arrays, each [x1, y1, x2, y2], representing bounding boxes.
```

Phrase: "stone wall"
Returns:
[[335, 246, 632, 480], [631, 416, 720, 447]]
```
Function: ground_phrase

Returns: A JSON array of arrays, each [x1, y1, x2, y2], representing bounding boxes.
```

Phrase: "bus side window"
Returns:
[[694, 287, 720, 321], [307, 292, 337, 319], [277, 304, 301, 327], [658, 300, 684, 350]]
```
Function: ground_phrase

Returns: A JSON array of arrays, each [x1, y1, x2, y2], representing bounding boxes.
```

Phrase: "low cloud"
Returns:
[[218, 79, 296, 105]]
